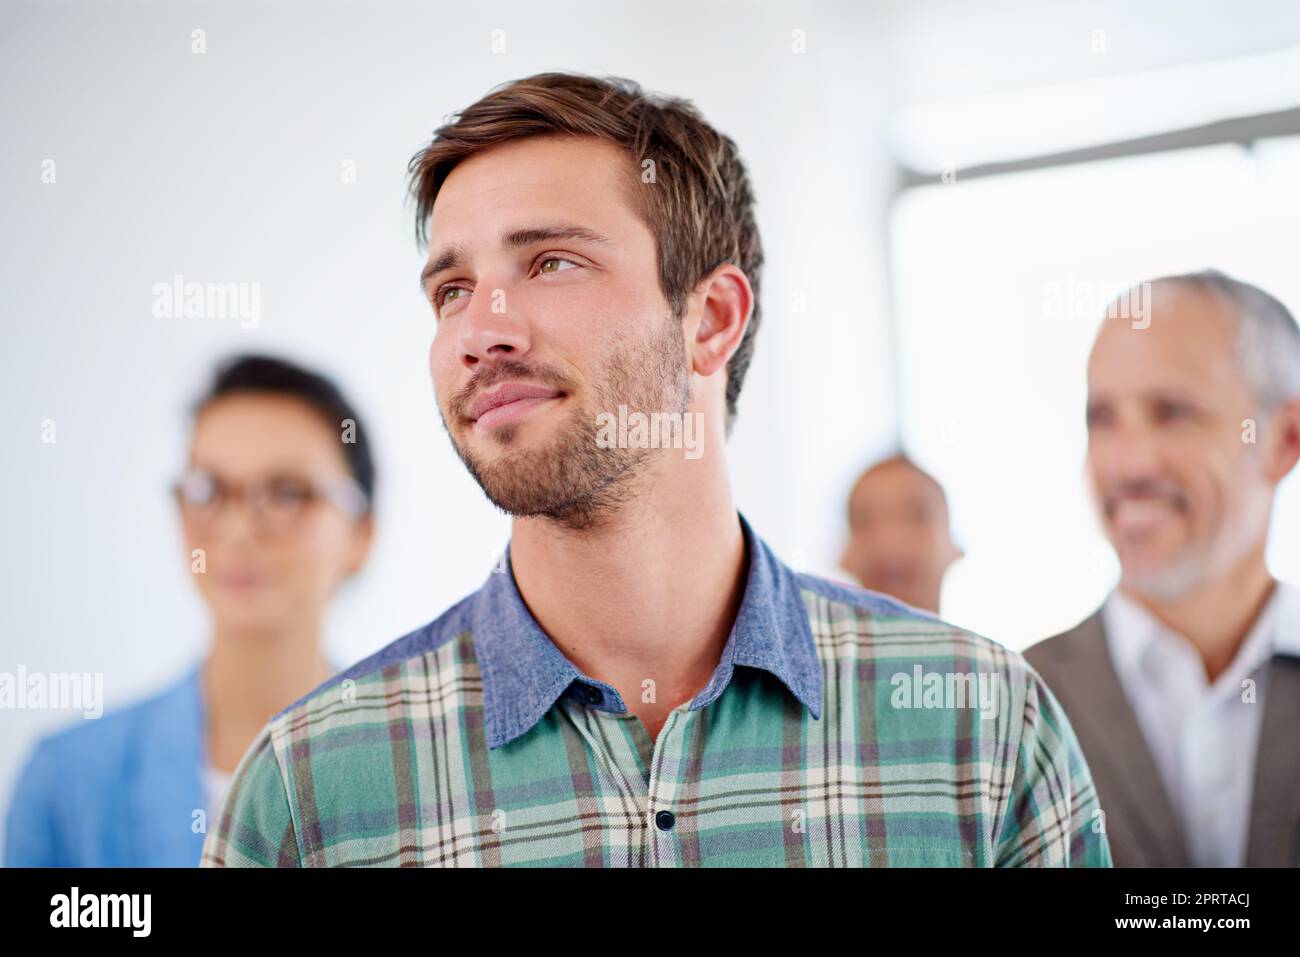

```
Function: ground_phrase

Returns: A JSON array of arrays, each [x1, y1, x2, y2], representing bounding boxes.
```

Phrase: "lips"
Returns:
[[467, 382, 563, 425], [219, 570, 266, 590]]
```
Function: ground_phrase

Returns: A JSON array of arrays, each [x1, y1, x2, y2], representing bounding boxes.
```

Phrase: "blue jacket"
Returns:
[[5, 663, 212, 866]]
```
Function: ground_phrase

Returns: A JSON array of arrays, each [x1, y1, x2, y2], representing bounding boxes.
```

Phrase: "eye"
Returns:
[[1154, 399, 1194, 423], [435, 285, 470, 312], [267, 477, 312, 504], [1085, 403, 1113, 429], [537, 256, 579, 275]]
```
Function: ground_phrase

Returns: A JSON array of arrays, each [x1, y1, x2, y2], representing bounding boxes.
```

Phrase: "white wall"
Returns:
[[892, 139, 1300, 647]]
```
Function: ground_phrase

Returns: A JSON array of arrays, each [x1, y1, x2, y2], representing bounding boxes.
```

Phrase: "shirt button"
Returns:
[[655, 810, 676, 832], [582, 685, 603, 706]]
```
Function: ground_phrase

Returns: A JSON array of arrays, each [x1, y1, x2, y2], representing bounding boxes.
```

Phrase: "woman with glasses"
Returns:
[[4, 354, 375, 866]]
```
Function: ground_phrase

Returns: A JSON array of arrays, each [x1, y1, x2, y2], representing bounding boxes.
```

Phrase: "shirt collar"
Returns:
[[1104, 580, 1300, 688], [1102, 587, 1167, 679], [470, 511, 823, 749]]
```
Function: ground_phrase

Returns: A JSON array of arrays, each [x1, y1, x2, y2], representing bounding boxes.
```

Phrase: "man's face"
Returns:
[[1086, 283, 1271, 599], [420, 135, 691, 527], [839, 461, 958, 612]]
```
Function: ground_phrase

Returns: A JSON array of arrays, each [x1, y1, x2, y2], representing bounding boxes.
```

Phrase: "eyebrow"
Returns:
[[419, 223, 614, 290]]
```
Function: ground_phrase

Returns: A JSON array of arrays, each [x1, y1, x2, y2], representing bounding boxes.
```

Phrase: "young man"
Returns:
[[202, 73, 1109, 867], [1027, 271, 1300, 867]]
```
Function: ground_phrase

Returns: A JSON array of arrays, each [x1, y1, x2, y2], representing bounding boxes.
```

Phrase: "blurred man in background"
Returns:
[[840, 453, 962, 613], [1026, 270, 1300, 867]]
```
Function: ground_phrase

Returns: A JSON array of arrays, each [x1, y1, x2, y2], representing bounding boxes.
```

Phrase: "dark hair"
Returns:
[[193, 354, 375, 512], [407, 72, 764, 433]]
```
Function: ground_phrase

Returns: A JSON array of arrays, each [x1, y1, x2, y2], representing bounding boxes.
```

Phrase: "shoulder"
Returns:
[[17, 667, 199, 778], [790, 570, 1079, 762], [790, 574, 1107, 863], [267, 589, 480, 734], [1022, 609, 1105, 674], [6, 667, 201, 865], [210, 596, 482, 866], [794, 570, 1026, 677]]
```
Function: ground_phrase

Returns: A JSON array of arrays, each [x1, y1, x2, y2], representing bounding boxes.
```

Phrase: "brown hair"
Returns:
[[407, 72, 764, 430]]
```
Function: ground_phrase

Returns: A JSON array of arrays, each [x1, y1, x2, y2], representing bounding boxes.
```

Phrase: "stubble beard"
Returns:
[[443, 313, 692, 531]]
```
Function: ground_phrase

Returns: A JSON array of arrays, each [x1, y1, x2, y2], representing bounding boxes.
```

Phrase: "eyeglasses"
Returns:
[[172, 467, 367, 536]]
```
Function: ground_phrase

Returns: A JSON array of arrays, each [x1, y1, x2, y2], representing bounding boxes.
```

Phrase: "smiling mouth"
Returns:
[[1108, 496, 1186, 535], [474, 394, 561, 429]]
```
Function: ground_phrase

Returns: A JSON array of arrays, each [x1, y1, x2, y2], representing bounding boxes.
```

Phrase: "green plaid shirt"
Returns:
[[201, 513, 1111, 868]]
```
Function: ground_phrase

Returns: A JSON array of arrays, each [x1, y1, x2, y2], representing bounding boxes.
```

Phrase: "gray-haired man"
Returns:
[[1027, 270, 1300, 867]]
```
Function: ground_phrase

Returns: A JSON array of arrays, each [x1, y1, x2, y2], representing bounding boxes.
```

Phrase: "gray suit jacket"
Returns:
[[1025, 611, 1300, 867]]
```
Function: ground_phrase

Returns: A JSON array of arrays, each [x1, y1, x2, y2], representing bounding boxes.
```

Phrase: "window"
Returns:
[[890, 136, 1300, 647]]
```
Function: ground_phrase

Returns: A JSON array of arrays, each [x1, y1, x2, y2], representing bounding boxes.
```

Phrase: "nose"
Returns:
[[1091, 417, 1162, 485], [456, 286, 531, 371], [207, 493, 263, 544]]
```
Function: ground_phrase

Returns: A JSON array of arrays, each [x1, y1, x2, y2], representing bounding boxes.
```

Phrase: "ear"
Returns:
[[1263, 398, 1300, 484], [689, 263, 753, 379], [837, 539, 854, 573]]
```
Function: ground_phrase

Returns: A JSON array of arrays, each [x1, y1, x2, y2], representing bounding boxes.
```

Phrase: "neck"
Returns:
[[509, 436, 745, 740], [1122, 544, 1275, 683], [202, 616, 333, 771], [908, 584, 943, 616]]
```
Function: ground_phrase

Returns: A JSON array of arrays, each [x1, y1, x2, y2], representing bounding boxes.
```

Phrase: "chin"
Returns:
[[212, 600, 287, 636], [1112, 528, 1187, 572], [1119, 557, 1205, 601]]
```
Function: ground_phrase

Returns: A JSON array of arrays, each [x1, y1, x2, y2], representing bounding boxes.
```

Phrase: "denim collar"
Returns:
[[470, 512, 824, 749]]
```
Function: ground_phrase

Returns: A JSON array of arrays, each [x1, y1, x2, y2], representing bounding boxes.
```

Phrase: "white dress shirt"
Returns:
[[1103, 580, 1300, 867]]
